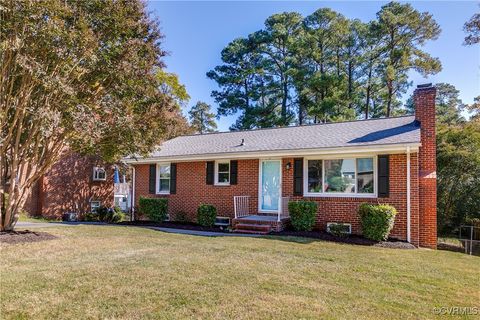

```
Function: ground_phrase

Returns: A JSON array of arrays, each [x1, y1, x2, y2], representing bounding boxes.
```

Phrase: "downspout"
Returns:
[[131, 166, 135, 222], [406, 146, 411, 243]]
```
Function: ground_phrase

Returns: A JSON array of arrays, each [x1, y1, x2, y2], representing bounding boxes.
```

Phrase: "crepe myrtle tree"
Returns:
[[0, 0, 186, 231]]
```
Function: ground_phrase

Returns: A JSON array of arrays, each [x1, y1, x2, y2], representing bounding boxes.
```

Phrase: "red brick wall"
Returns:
[[133, 160, 259, 222], [415, 86, 437, 249], [134, 155, 420, 245], [24, 152, 114, 219]]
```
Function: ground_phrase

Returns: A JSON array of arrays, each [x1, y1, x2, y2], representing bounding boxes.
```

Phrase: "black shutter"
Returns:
[[293, 158, 303, 195], [230, 160, 238, 185], [378, 155, 389, 198], [170, 163, 177, 194], [149, 164, 156, 194], [206, 161, 214, 185]]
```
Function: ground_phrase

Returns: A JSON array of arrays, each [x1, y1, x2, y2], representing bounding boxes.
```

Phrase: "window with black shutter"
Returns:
[[377, 155, 389, 198], [170, 163, 177, 194], [294, 158, 303, 195], [206, 161, 214, 185], [230, 160, 238, 185], [148, 164, 156, 194]]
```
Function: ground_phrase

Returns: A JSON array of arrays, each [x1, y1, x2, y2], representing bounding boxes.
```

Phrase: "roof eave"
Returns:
[[122, 142, 421, 164]]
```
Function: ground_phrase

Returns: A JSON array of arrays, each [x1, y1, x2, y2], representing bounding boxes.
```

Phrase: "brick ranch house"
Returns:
[[125, 84, 437, 248]]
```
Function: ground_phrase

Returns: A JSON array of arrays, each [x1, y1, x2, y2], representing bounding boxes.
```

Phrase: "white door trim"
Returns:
[[258, 159, 282, 214]]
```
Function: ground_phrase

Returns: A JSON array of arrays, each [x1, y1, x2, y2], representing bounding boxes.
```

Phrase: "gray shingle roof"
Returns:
[[131, 116, 420, 160]]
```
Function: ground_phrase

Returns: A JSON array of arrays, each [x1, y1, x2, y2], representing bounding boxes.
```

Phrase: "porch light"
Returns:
[[285, 162, 292, 170]]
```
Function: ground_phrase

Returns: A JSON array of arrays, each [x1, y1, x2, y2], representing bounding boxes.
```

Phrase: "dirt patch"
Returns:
[[118, 220, 230, 233], [0, 230, 57, 245], [273, 229, 415, 248]]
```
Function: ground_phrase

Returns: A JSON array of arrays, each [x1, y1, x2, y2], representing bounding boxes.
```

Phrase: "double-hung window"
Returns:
[[157, 163, 171, 194], [90, 201, 101, 213], [93, 167, 106, 181], [215, 161, 230, 185], [305, 157, 375, 196]]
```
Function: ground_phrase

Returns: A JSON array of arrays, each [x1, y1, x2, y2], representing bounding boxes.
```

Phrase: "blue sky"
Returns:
[[148, 1, 479, 131]]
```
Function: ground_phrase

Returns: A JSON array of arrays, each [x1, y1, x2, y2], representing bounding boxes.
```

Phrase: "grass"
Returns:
[[438, 236, 463, 247], [1, 226, 479, 319], [17, 213, 57, 223]]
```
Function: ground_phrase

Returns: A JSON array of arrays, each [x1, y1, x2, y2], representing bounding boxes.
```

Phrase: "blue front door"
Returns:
[[260, 160, 281, 212]]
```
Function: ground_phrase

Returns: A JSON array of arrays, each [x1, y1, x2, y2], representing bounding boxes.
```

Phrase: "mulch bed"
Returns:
[[118, 220, 414, 248], [118, 220, 231, 233], [0, 230, 57, 245], [273, 229, 416, 249]]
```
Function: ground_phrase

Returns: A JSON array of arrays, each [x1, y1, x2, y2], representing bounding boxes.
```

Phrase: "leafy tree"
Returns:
[[463, 9, 480, 45], [188, 102, 217, 134], [374, 2, 442, 116], [252, 12, 304, 125], [302, 8, 354, 123], [207, 37, 274, 130], [437, 122, 480, 235], [466, 96, 480, 122], [0, 0, 184, 231], [155, 70, 193, 137]]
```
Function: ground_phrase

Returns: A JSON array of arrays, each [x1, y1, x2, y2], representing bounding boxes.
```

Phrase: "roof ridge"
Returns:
[[177, 115, 416, 138]]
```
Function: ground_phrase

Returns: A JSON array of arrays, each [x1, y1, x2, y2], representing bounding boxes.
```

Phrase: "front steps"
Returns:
[[232, 215, 289, 234], [233, 223, 272, 234]]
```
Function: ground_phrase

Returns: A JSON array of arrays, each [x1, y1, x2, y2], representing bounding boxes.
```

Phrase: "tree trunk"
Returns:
[[348, 60, 353, 109], [364, 63, 373, 119], [281, 80, 288, 125], [386, 82, 393, 117]]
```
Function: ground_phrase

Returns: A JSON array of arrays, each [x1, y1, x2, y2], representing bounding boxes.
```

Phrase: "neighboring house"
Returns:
[[124, 84, 437, 248], [114, 182, 130, 212], [24, 151, 115, 219]]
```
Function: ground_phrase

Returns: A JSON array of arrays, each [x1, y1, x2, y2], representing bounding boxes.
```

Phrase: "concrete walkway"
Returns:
[[15, 221, 262, 238]]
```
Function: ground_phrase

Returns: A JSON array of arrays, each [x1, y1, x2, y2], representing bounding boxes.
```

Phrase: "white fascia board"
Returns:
[[123, 143, 420, 164]]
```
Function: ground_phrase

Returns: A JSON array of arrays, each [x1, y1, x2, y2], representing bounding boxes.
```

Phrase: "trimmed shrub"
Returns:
[[86, 206, 125, 223], [138, 197, 168, 222], [197, 204, 217, 227], [358, 203, 397, 241], [288, 200, 318, 231], [96, 206, 109, 222], [83, 212, 99, 222]]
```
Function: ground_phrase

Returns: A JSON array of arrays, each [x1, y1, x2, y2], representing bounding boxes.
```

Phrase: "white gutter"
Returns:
[[131, 166, 135, 222], [123, 143, 421, 164], [406, 146, 411, 243]]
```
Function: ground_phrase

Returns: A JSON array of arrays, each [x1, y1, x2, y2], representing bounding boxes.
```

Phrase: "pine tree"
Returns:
[[188, 102, 217, 134]]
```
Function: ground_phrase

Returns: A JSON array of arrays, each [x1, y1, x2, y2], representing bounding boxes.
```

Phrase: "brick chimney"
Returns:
[[414, 83, 437, 249]]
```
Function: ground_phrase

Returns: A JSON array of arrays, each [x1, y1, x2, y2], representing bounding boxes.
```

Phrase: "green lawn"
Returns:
[[1, 226, 478, 319]]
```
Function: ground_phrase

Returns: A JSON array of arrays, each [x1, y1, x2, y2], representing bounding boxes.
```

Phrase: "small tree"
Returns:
[[0, 0, 186, 231], [188, 101, 217, 134]]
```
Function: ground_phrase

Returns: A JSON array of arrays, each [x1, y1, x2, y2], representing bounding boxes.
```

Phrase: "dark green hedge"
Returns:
[[358, 203, 397, 241], [288, 200, 318, 231], [197, 204, 217, 227], [139, 197, 168, 222]]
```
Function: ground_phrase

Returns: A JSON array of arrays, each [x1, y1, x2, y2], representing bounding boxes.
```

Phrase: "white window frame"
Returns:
[[303, 154, 377, 198], [90, 200, 101, 213], [156, 163, 171, 195], [92, 167, 106, 181], [214, 160, 230, 186]]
